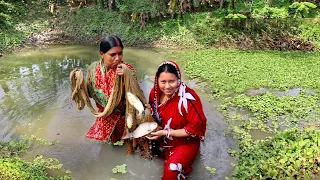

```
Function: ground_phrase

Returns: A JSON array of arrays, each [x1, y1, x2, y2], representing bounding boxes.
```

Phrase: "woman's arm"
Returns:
[[166, 129, 189, 137], [146, 128, 189, 140], [148, 92, 207, 140], [183, 90, 207, 140]]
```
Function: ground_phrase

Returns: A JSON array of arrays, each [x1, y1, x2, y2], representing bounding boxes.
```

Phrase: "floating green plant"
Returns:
[[176, 49, 320, 179], [112, 164, 127, 174], [113, 140, 124, 146], [205, 166, 216, 175], [233, 128, 320, 179], [0, 137, 71, 180]]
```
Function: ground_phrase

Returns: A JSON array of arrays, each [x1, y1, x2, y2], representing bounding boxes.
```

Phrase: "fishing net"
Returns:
[[70, 64, 154, 158]]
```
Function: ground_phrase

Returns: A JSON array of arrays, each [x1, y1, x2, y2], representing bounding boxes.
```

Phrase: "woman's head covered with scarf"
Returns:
[[149, 61, 207, 179], [152, 60, 185, 122]]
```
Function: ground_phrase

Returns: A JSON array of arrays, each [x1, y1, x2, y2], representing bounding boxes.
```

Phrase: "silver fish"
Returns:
[[127, 92, 145, 119], [122, 122, 158, 139], [126, 113, 133, 129]]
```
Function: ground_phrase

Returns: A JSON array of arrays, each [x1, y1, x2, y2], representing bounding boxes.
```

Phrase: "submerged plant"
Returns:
[[205, 166, 216, 175]]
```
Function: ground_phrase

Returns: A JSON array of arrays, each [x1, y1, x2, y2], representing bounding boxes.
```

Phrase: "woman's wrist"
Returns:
[[163, 130, 168, 137], [166, 129, 171, 138]]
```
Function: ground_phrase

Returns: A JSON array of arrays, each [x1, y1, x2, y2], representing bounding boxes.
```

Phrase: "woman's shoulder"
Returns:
[[149, 87, 155, 101], [87, 61, 99, 70], [185, 86, 201, 102]]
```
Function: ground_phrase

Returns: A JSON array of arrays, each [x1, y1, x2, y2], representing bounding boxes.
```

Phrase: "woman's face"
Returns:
[[158, 72, 179, 97], [100, 46, 123, 69]]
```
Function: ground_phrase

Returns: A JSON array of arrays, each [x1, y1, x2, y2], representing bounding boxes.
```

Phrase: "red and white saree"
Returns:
[[86, 59, 135, 143], [149, 61, 207, 180]]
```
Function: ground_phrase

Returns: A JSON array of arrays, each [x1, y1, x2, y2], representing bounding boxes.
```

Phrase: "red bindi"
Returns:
[[115, 40, 120, 47]]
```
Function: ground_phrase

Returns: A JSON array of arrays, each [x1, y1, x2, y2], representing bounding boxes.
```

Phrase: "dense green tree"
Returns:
[[0, 1, 14, 27]]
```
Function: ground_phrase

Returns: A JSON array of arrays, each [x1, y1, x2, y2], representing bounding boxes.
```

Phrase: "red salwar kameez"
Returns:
[[85, 59, 135, 143], [149, 61, 207, 180]]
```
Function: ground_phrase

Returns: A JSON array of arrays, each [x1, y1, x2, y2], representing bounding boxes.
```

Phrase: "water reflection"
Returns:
[[0, 45, 235, 179], [0, 56, 92, 135]]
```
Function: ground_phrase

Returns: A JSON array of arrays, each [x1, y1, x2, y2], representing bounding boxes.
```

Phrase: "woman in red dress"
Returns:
[[147, 61, 207, 179], [85, 36, 136, 144]]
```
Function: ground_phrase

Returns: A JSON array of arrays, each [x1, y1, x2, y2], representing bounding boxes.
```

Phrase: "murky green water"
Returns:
[[0, 45, 235, 180]]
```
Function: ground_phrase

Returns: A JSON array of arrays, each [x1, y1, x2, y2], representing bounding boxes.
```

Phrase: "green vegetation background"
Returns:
[[1, 0, 320, 179]]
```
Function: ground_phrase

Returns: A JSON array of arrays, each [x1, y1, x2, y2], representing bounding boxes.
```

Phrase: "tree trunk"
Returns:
[[49, 2, 55, 15], [220, 0, 225, 8], [108, 0, 115, 10], [189, 0, 195, 12]]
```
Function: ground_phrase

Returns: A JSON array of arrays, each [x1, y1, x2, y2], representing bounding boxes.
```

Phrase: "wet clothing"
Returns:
[[86, 59, 135, 143], [149, 61, 207, 180]]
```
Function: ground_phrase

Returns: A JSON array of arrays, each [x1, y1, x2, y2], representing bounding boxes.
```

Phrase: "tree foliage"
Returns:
[[289, 2, 317, 18], [0, 1, 14, 26]]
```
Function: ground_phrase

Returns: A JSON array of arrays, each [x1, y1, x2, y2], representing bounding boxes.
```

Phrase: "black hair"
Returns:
[[99, 35, 124, 53], [156, 63, 179, 79]]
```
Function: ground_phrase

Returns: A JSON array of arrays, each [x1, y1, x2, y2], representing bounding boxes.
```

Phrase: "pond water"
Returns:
[[0, 45, 235, 180]]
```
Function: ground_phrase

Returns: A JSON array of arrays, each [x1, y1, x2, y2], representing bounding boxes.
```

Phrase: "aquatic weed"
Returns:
[[112, 164, 127, 174], [0, 137, 71, 180], [177, 49, 320, 178]]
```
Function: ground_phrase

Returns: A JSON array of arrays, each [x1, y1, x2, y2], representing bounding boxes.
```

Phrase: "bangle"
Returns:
[[166, 129, 171, 138]]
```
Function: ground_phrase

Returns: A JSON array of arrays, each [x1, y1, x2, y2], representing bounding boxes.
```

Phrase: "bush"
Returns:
[[252, 6, 289, 18], [0, 1, 14, 26], [299, 20, 320, 42], [289, 2, 317, 18]]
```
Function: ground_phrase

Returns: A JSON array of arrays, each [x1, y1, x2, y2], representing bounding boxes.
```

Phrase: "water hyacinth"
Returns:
[[176, 49, 320, 179]]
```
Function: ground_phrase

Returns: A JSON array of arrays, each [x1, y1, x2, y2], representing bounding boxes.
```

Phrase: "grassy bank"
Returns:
[[0, 1, 51, 54], [58, 6, 320, 51], [54, 0, 320, 50], [176, 49, 320, 179], [2, 1, 320, 53]]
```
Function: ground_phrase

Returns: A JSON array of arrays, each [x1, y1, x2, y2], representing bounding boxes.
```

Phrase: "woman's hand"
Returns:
[[116, 64, 124, 75], [146, 129, 167, 140], [145, 104, 151, 110]]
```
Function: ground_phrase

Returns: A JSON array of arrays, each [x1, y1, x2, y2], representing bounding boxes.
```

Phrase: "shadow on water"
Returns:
[[0, 45, 235, 180]]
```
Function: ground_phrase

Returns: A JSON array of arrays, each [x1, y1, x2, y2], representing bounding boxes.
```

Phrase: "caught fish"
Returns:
[[126, 113, 133, 129], [144, 107, 151, 116], [122, 122, 158, 139], [127, 92, 145, 119]]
